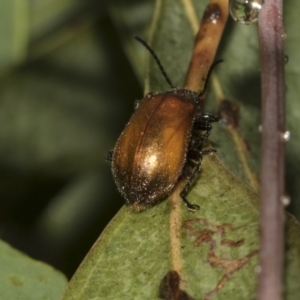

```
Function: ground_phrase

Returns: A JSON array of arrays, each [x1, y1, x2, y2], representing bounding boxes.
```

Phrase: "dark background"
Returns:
[[0, 0, 152, 278]]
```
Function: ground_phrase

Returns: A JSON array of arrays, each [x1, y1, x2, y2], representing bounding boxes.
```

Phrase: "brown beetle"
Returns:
[[107, 37, 221, 212]]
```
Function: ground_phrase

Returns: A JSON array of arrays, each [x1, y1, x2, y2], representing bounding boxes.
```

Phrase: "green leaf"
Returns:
[[0, 239, 67, 300], [62, 156, 300, 299], [0, 0, 29, 73], [61, 0, 300, 299]]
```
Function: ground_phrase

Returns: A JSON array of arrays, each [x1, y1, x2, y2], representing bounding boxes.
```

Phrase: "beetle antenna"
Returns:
[[135, 36, 175, 89], [199, 59, 224, 97]]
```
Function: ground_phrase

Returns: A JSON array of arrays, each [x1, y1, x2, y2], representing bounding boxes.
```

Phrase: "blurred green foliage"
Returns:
[[0, 0, 152, 279]]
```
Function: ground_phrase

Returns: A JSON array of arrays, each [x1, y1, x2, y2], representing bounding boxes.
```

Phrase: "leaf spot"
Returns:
[[159, 270, 194, 300], [182, 218, 258, 299]]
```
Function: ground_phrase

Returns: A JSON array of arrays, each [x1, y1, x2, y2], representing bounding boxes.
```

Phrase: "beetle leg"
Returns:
[[202, 149, 216, 155], [189, 129, 208, 150], [182, 197, 200, 211], [180, 147, 205, 211], [192, 121, 213, 148], [180, 146, 216, 211], [106, 150, 114, 162], [193, 113, 219, 146], [180, 157, 202, 211], [202, 124, 212, 141], [196, 113, 220, 123], [187, 149, 201, 161]]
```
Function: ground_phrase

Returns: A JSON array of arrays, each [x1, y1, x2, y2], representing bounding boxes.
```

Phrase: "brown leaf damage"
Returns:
[[212, 70, 260, 192], [182, 218, 258, 299], [218, 99, 240, 129], [159, 270, 194, 300]]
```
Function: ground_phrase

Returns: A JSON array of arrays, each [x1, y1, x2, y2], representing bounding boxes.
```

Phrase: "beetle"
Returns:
[[107, 36, 221, 212]]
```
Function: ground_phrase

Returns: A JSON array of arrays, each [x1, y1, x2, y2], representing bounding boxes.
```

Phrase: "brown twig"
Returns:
[[184, 0, 228, 93], [257, 1, 285, 299]]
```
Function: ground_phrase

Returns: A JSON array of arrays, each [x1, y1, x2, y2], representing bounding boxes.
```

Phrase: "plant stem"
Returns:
[[184, 0, 228, 93], [257, 0, 285, 299]]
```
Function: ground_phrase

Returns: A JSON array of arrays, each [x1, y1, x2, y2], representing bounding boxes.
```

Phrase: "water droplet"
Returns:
[[281, 29, 287, 40], [281, 195, 290, 206], [254, 265, 262, 273], [218, 99, 240, 129], [229, 0, 263, 25], [280, 130, 290, 142], [284, 55, 289, 64]]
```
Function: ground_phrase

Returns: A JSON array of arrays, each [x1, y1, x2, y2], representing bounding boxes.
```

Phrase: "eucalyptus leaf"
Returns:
[[0, 239, 67, 300], [62, 156, 300, 299], [61, 0, 300, 299]]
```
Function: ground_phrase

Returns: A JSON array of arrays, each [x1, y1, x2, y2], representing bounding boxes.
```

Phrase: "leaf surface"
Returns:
[[62, 154, 300, 299], [46, 0, 300, 299], [0, 240, 67, 300]]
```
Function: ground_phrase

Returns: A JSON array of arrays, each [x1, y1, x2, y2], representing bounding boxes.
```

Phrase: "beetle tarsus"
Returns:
[[202, 149, 216, 155], [182, 197, 200, 211]]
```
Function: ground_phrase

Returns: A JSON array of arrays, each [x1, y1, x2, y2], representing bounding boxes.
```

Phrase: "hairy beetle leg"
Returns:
[[202, 149, 217, 155], [182, 197, 200, 211], [196, 113, 220, 123], [180, 148, 216, 210]]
